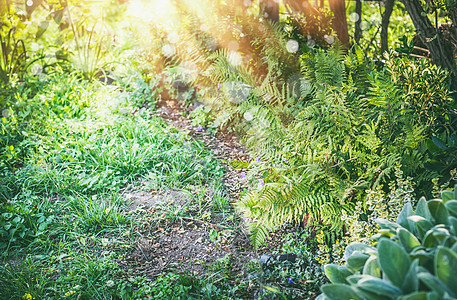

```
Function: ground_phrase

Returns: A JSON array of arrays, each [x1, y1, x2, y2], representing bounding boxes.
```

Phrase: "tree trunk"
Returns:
[[354, 0, 362, 44], [329, 0, 350, 48], [259, 0, 279, 23], [401, 0, 457, 87], [380, 0, 395, 54]]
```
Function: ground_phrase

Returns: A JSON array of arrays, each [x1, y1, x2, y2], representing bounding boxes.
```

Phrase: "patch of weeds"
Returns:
[[0, 191, 60, 256], [0, 259, 57, 299], [141, 272, 241, 300], [207, 253, 233, 280], [257, 230, 328, 299], [190, 105, 213, 127], [66, 193, 129, 233], [211, 184, 231, 214], [157, 199, 191, 223]]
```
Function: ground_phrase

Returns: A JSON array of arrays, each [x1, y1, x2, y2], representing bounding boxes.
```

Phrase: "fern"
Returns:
[[237, 180, 345, 248], [301, 47, 345, 87]]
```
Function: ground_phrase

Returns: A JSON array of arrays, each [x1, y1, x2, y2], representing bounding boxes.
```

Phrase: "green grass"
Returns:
[[0, 69, 233, 299]]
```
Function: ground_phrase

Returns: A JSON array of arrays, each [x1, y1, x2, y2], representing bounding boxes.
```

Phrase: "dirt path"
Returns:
[[119, 99, 260, 288]]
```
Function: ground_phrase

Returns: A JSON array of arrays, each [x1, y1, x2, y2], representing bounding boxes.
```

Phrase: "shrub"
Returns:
[[319, 184, 457, 299]]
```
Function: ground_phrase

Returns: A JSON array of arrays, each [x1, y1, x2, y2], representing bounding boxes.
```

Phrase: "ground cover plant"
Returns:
[[1, 0, 457, 299]]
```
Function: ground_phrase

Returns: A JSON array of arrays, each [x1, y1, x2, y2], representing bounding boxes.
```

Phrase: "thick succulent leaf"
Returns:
[[425, 291, 441, 300], [435, 246, 457, 297], [344, 242, 376, 261], [449, 216, 457, 235], [441, 186, 457, 203], [347, 252, 370, 273], [398, 202, 415, 232], [445, 201, 457, 217], [321, 283, 362, 300], [374, 230, 396, 239], [418, 272, 453, 297], [428, 200, 449, 225], [325, 264, 352, 284], [415, 197, 433, 221], [378, 239, 411, 288], [375, 218, 401, 232], [363, 255, 381, 278], [410, 248, 433, 266], [397, 292, 427, 300], [424, 227, 451, 248], [356, 277, 401, 300], [451, 242, 457, 253], [346, 275, 365, 285], [408, 215, 433, 239], [402, 259, 419, 294], [397, 227, 421, 252]]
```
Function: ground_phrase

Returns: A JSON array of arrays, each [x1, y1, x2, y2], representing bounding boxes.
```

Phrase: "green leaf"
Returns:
[[375, 218, 400, 232], [425, 291, 441, 300], [36, 20, 49, 39], [325, 264, 350, 284], [378, 239, 411, 288], [402, 259, 419, 294], [347, 252, 370, 273], [408, 215, 433, 240], [52, 8, 65, 24], [397, 228, 421, 253], [432, 136, 447, 150], [321, 284, 362, 300], [426, 139, 441, 154], [397, 292, 427, 300], [445, 201, 457, 217], [441, 188, 457, 203], [398, 202, 414, 232], [415, 197, 433, 221], [428, 200, 449, 225], [363, 256, 381, 278], [435, 246, 457, 297], [410, 248, 433, 266], [449, 217, 457, 235], [346, 275, 365, 285], [356, 277, 402, 299], [418, 272, 453, 297], [423, 227, 451, 248], [344, 242, 375, 260]]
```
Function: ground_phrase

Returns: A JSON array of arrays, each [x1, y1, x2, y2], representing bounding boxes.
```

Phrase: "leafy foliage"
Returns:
[[320, 184, 457, 299], [0, 26, 27, 86]]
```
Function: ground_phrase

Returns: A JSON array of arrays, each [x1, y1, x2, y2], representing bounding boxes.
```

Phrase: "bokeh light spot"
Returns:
[[286, 40, 299, 53], [167, 32, 179, 44], [224, 81, 251, 104], [360, 21, 370, 31], [244, 111, 254, 121], [162, 44, 176, 56], [228, 51, 242, 66], [350, 12, 360, 22]]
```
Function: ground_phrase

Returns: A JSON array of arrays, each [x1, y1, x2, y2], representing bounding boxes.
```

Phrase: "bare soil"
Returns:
[[119, 98, 261, 284]]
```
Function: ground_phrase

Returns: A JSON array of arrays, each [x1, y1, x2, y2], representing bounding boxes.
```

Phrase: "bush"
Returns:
[[319, 184, 457, 299]]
